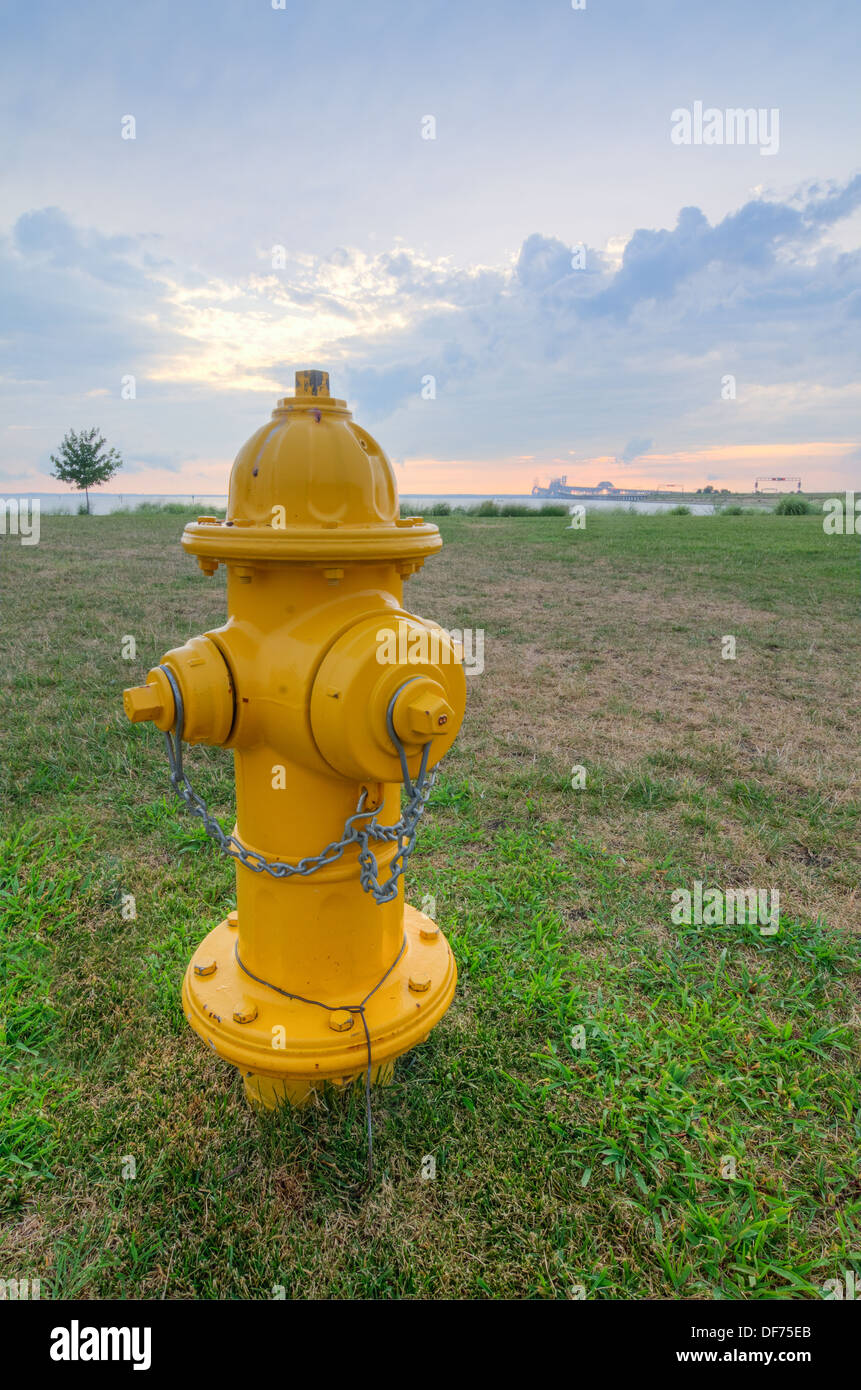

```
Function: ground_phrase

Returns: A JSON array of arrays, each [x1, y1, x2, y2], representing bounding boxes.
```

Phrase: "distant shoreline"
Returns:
[[1, 488, 840, 514]]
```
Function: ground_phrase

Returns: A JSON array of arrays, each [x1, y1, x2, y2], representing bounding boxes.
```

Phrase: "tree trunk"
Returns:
[[85, 488, 90, 515]]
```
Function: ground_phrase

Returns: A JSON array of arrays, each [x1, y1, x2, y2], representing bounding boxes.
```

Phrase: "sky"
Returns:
[[1, 0, 859, 496]]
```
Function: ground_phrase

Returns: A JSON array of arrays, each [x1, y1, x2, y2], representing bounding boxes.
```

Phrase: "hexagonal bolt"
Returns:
[[419, 923, 440, 942], [123, 684, 164, 724], [409, 974, 432, 993], [193, 957, 217, 978], [399, 690, 453, 740], [227, 910, 239, 929], [328, 1009, 355, 1032], [233, 1002, 258, 1024]]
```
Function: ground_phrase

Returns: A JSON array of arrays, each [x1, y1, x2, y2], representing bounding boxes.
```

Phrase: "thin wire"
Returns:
[[233, 935, 408, 1180]]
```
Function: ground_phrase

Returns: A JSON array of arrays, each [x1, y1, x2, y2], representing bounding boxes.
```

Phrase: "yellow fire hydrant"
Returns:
[[123, 370, 465, 1111]]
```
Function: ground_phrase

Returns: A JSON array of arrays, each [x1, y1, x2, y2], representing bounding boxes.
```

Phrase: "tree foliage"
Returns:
[[50, 427, 123, 513]]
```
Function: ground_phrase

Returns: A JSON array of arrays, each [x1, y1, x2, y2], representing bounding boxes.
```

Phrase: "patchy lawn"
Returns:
[[1, 508, 858, 1298]]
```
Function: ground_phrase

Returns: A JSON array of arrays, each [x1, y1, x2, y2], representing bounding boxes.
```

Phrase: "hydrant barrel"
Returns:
[[124, 370, 465, 1111]]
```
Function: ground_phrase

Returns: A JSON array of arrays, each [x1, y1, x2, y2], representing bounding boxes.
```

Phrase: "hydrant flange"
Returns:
[[182, 902, 456, 1108]]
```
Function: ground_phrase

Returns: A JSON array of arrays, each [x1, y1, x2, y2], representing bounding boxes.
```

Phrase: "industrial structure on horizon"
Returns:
[[533, 473, 804, 498], [532, 475, 650, 501], [754, 476, 802, 493]]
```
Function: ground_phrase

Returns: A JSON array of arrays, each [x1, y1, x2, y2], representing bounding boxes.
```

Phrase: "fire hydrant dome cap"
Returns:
[[182, 370, 441, 565]]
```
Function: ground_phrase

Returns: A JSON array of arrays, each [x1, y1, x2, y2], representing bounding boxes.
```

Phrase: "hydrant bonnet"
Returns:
[[182, 369, 443, 567]]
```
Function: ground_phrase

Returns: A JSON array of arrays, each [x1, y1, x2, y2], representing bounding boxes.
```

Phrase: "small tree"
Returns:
[[50, 427, 123, 513]]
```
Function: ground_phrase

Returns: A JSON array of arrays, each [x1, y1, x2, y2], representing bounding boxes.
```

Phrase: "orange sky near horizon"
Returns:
[[8, 439, 859, 497]]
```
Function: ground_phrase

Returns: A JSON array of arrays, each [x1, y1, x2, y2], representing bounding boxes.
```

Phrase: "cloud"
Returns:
[[121, 450, 192, 476], [515, 234, 577, 291], [0, 209, 189, 390], [802, 174, 861, 227], [621, 436, 653, 463], [12, 207, 152, 289], [351, 177, 861, 464], [1, 175, 860, 490]]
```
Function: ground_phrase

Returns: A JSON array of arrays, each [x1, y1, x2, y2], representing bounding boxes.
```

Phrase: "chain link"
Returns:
[[157, 665, 439, 905]]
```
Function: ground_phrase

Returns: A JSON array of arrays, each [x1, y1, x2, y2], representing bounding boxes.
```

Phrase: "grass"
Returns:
[[402, 499, 570, 517], [774, 495, 816, 516], [0, 508, 859, 1299]]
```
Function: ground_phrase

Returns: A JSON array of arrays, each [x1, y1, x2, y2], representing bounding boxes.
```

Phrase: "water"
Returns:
[[569, 499, 716, 515], [4, 491, 728, 517], [2, 493, 230, 515], [401, 494, 719, 515]]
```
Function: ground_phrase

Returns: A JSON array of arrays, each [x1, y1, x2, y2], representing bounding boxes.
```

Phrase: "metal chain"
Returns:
[[157, 665, 438, 905]]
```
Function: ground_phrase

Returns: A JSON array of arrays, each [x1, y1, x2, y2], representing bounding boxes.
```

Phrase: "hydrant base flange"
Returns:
[[241, 1060, 398, 1110], [181, 904, 456, 1108]]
